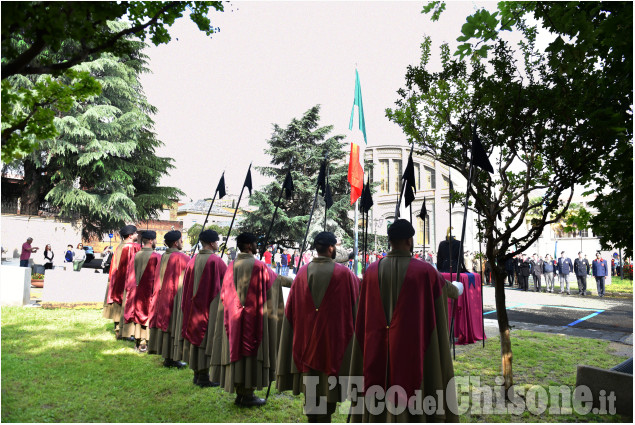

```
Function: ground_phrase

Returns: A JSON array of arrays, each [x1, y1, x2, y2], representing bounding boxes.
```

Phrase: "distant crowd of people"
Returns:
[[489, 250, 629, 298], [18, 237, 113, 273]]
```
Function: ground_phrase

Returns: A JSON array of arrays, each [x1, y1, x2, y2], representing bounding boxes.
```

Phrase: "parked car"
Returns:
[[83, 246, 95, 263], [155, 246, 167, 254]]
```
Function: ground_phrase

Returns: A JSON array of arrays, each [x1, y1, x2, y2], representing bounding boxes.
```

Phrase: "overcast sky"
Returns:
[[139, 1, 498, 201]]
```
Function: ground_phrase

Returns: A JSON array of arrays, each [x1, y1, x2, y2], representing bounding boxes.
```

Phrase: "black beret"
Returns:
[[141, 230, 156, 240], [388, 219, 415, 240], [314, 231, 337, 247], [236, 232, 257, 245], [199, 229, 219, 243], [164, 230, 181, 242], [119, 225, 137, 237]]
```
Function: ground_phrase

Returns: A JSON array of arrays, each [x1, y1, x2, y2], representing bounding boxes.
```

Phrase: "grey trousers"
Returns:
[[559, 273, 570, 293], [544, 272, 554, 292]]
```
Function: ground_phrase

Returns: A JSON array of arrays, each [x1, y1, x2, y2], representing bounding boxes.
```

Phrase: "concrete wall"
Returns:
[[41, 269, 108, 304], [1, 214, 82, 265]]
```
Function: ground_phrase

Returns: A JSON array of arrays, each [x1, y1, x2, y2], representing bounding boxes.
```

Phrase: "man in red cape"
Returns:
[[180, 229, 227, 387], [121, 230, 161, 352], [277, 231, 360, 422], [103, 225, 140, 339], [349, 219, 459, 422], [211, 232, 287, 407], [148, 230, 189, 368]]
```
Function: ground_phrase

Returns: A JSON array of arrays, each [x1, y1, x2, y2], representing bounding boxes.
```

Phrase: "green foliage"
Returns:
[[422, 1, 633, 256], [1, 70, 101, 162], [186, 223, 233, 247], [8, 26, 182, 239], [1, 1, 224, 161], [238, 105, 352, 250]]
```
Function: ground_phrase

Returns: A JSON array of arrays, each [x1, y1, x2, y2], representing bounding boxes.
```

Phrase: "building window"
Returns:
[[424, 166, 436, 189], [393, 159, 402, 193], [442, 175, 450, 189], [379, 160, 389, 194], [552, 222, 590, 239], [416, 201, 435, 249], [414, 163, 421, 191]]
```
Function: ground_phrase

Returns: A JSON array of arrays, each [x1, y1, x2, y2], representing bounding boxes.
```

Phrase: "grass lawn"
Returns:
[[1, 307, 631, 422], [513, 276, 633, 298]]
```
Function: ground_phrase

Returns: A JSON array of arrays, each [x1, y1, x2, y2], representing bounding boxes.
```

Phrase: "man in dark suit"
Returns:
[[518, 254, 531, 291], [531, 254, 544, 292], [505, 257, 515, 287], [574, 251, 590, 295], [436, 227, 465, 274], [557, 251, 574, 295]]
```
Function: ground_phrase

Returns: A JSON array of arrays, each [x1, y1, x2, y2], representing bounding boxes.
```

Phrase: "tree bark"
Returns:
[[492, 262, 514, 397], [20, 158, 44, 216]]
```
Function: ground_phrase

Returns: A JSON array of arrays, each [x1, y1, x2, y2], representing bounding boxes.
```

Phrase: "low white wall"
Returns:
[[0, 265, 31, 306], [42, 269, 108, 303], [1, 214, 82, 265]]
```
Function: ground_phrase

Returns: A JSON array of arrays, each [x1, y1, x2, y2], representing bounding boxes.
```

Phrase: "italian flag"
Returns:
[[348, 69, 367, 204]]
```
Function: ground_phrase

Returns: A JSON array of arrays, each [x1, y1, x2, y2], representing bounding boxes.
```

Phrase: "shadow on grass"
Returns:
[[1, 308, 305, 423]]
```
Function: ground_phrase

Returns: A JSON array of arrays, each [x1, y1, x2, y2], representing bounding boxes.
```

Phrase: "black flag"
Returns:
[[324, 183, 333, 209], [216, 174, 226, 199], [282, 169, 294, 200], [360, 178, 373, 213], [244, 168, 253, 196], [418, 197, 428, 220], [402, 153, 416, 207], [471, 121, 494, 174], [317, 161, 327, 195]]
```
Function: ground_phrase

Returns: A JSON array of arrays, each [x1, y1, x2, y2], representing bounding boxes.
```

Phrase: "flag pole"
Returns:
[[448, 167, 457, 359], [423, 196, 426, 262], [220, 163, 252, 260], [263, 168, 291, 253], [393, 144, 414, 220], [324, 164, 329, 231], [191, 172, 224, 257], [297, 152, 328, 270], [353, 200, 359, 276], [479, 212, 485, 348]]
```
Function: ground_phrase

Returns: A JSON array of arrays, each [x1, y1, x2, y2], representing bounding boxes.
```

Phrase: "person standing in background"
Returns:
[[592, 252, 608, 298], [43, 244, 54, 270], [531, 254, 543, 292], [543, 254, 555, 293], [574, 251, 590, 296], [73, 243, 87, 271], [557, 251, 574, 295], [20, 237, 39, 267]]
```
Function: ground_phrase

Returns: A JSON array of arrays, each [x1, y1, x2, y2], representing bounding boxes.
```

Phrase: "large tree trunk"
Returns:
[[20, 158, 44, 216], [492, 262, 514, 397]]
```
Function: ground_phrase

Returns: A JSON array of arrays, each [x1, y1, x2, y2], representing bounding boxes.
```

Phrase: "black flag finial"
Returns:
[[216, 173, 226, 199], [360, 176, 374, 213]]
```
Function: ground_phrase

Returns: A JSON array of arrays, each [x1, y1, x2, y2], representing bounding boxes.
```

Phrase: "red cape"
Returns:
[[286, 262, 359, 376], [355, 259, 444, 405], [124, 251, 161, 324], [148, 251, 190, 331], [222, 259, 276, 363], [181, 253, 227, 347], [106, 242, 140, 304]]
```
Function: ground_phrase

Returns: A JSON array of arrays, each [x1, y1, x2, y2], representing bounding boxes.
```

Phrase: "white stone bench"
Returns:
[[0, 265, 31, 306], [41, 269, 108, 308]]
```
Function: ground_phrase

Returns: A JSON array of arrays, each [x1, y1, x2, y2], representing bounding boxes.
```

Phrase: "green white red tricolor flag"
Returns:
[[347, 69, 367, 204]]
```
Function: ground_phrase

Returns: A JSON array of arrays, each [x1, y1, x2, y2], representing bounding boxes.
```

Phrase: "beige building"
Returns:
[[363, 145, 468, 254]]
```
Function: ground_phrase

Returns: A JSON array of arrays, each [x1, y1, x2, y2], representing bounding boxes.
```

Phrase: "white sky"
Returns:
[[139, 1, 498, 201]]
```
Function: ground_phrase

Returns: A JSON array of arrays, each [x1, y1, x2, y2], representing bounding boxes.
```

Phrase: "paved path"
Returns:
[[479, 285, 633, 347]]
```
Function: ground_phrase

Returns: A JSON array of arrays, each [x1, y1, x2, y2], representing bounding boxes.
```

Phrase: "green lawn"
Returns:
[[1, 307, 630, 422]]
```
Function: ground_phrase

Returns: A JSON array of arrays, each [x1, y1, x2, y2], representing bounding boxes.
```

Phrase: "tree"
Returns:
[[387, 11, 629, 392], [1, 1, 224, 161], [4, 22, 182, 239], [423, 0, 633, 257], [238, 105, 353, 249], [187, 223, 233, 247]]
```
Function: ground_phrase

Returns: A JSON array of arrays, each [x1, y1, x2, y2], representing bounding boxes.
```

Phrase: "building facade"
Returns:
[[363, 145, 470, 254]]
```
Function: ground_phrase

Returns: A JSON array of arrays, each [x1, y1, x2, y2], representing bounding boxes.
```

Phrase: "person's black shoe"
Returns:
[[196, 374, 219, 388], [193, 374, 198, 385], [239, 394, 266, 407], [163, 359, 185, 368], [234, 395, 243, 405]]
